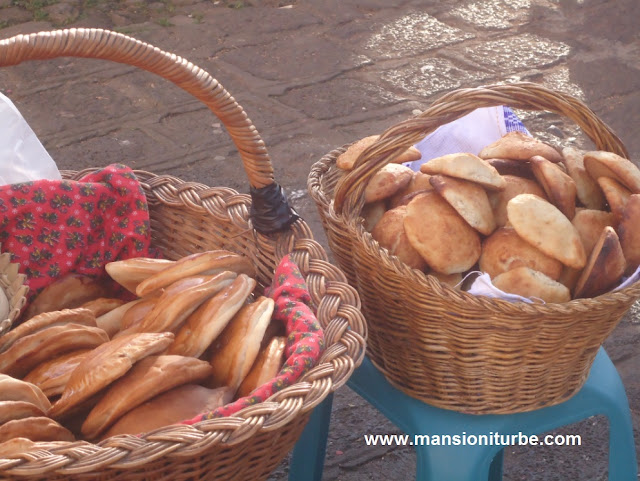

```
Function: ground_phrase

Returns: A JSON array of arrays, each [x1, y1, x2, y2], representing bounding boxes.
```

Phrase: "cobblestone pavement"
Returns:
[[1, 0, 639, 479]]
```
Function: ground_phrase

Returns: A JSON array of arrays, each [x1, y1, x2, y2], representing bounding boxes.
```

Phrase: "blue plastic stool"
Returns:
[[289, 347, 638, 481]]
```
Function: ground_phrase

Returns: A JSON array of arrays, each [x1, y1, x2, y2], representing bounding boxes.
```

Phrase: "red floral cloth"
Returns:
[[184, 254, 325, 422], [0, 164, 156, 300]]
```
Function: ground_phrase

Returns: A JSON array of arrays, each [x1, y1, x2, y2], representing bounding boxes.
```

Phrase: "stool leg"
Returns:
[[488, 449, 504, 481], [605, 402, 638, 481], [415, 446, 496, 481], [288, 394, 334, 481]]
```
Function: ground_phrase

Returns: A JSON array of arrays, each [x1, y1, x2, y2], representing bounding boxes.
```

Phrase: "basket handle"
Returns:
[[333, 82, 629, 214], [0, 28, 298, 233]]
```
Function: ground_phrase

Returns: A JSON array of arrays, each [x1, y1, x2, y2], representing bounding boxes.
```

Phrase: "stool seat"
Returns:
[[289, 347, 638, 480]]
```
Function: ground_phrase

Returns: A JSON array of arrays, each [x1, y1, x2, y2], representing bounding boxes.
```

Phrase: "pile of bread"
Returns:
[[0, 250, 287, 455], [339, 132, 640, 303]]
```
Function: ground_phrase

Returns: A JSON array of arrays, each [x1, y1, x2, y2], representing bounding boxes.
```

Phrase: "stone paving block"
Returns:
[[449, 0, 533, 30]]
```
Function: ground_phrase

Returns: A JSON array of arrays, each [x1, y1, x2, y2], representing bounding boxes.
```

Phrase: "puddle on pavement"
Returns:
[[451, 0, 532, 29], [381, 58, 490, 98], [366, 13, 474, 59], [465, 33, 570, 70]]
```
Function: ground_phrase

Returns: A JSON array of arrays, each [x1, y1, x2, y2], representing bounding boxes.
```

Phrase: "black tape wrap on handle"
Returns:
[[250, 183, 300, 234]]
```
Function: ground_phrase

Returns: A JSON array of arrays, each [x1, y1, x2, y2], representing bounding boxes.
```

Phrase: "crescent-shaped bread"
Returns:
[[370, 206, 427, 271], [583, 151, 640, 193], [420, 153, 506, 190], [80, 298, 126, 318], [105, 257, 175, 294], [574, 227, 626, 298], [0, 400, 46, 425], [492, 267, 571, 303], [571, 209, 617, 256], [0, 375, 51, 412], [24, 350, 91, 398], [363, 164, 414, 203], [48, 332, 174, 420], [0, 417, 74, 443], [488, 175, 548, 227], [236, 336, 287, 399], [530, 155, 577, 219], [561, 147, 606, 210], [82, 355, 214, 439], [478, 131, 563, 163], [597, 177, 632, 222], [617, 194, 640, 274]]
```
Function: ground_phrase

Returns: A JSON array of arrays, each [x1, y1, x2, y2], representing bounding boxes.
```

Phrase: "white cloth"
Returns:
[[0, 92, 61, 185]]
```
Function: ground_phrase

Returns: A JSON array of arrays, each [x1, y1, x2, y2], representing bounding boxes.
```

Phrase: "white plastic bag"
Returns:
[[0, 92, 61, 185]]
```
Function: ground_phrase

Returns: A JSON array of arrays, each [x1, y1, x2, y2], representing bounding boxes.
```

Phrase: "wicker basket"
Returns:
[[308, 82, 640, 415], [0, 247, 29, 337], [0, 29, 367, 479]]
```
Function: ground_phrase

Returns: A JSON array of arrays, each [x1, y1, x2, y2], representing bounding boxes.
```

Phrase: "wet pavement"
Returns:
[[1, 0, 639, 479]]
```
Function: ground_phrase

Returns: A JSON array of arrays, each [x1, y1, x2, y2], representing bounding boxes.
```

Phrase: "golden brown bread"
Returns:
[[363, 164, 414, 203], [169, 274, 257, 358], [558, 266, 583, 295], [96, 298, 145, 338], [530, 155, 577, 219], [492, 267, 571, 303], [0, 324, 108, 378], [336, 135, 421, 170], [506, 194, 586, 269], [101, 384, 235, 439], [0, 401, 45, 425], [80, 298, 126, 318], [617, 194, 640, 274], [389, 171, 433, 208], [478, 131, 563, 163], [370, 206, 427, 271], [583, 151, 640, 193], [24, 350, 91, 398], [488, 175, 548, 227], [210, 296, 275, 392], [129, 271, 239, 336], [479, 227, 563, 280], [484, 158, 534, 179], [0, 437, 68, 458], [105, 257, 175, 294], [135, 251, 254, 298], [237, 336, 287, 399], [571, 209, 617, 256], [428, 271, 463, 288], [561, 147, 606, 210], [0, 375, 51, 413], [82, 355, 214, 439], [0, 308, 96, 355], [23, 274, 110, 320], [0, 417, 74, 443], [120, 297, 159, 332], [361, 201, 387, 232], [429, 174, 497, 235], [597, 176, 632, 222], [419, 153, 506, 190], [404, 191, 481, 274], [49, 332, 174, 420], [573, 226, 626, 298]]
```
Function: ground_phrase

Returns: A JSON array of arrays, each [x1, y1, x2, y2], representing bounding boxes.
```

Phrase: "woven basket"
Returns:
[[0, 29, 367, 480], [308, 82, 640, 415], [0, 247, 29, 337]]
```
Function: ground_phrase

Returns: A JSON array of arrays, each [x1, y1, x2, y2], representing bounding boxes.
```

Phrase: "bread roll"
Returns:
[[429, 175, 497, 235], [479, 227, 563, 280], [105, 257, 175, 294], [389, 171, 433, 207], [506, 194, 586, 269], [420, 153, 506, 190], [0, 324, 108, 378], [479, 131, 563, 163], [571, 209, 617, 256], [82, 355, 214, 439], [597, 177, 631, 222], [120, 297, 159, 331], [136, 251, 254, 298], [80, 298, 126, 318], [0, 308, 96, 355], [336, 135, 421, 170], [361, 201, 386, 232], [101, 384, 235, 439], [428, 271, 462, 289], [530, 155, 577, 219], [617, 194, 640, 274], [0, 375, 51, 412], [404, 191, 481, 274], [49, 332, 174, 420], [237, 336, 287, 399], [370, 206, 427, 271], [23, 274, 110, 319], [96, 299, 145, 338], [210, 296, 275, 392], [364, 164, 414, 203], [492, 267, 571, 303], [557, 266, 583, 295], [484, 158, 534, 179], [583, 151, 640, 193], [169, 274, 257, 358], [24, 350, 91, 398], [488, 175, 548, 227], [574, 227, 626, 298], [561, 147, 606, 210], [0, 417, 74, 443], [0, 401, 45, 425], [130, 271, 238, 335]]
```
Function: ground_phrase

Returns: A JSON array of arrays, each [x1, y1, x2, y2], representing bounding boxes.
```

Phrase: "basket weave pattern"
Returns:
[[0, 249, 28, 337], [309, 82, 640, 414], [0, 29, 366, 479]]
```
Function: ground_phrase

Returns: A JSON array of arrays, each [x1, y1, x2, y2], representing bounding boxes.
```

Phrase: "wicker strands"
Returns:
[[0, 248, 28, 337], [309, 82, 640, 414], [0, 29, 366, 480]]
